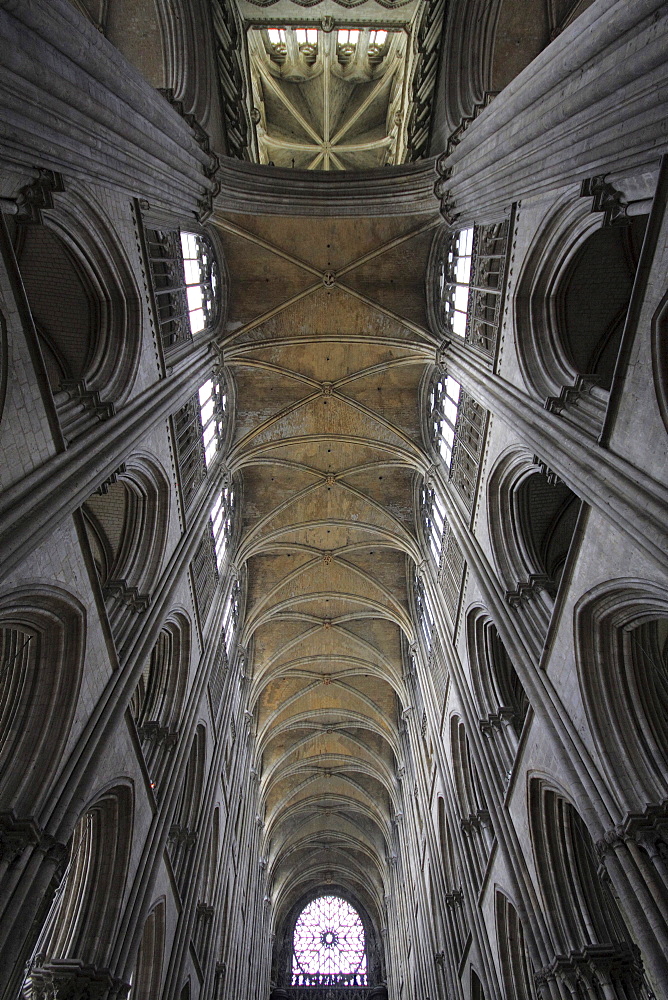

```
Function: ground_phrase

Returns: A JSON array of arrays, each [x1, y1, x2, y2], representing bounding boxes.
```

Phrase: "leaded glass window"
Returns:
[[430, 371, 462, 469], [438, 227, 473, 338], [422, 480, 447, 566], [211, 484, 235, 571], [292, 895, 368, 986], [413, 570, 435, 651], [222, 578, 240, 655], [199, 375, 227, 468], [180, 232, 219, 335], [145, 228, 220, 352], [433, 222, 510, 355]]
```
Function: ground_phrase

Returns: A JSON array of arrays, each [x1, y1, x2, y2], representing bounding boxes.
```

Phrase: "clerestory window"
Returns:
[[221, 577, 241, 655], [211, 483, 235, 572], [174, 373, 228, 514], [433, 221, 510, 355], [422, 480, 447, 566], [438, 227, 473, 338], [414, 570, 435, 651], [145, 227, 220, 352], [429, 371, 462, 469], [198, 376, 227, 468], [180, 232, 219, 335], [292, 895, 367, 986]]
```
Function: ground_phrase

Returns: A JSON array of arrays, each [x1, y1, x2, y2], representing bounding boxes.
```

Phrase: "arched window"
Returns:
[[199, 375, 228, 468], [291, 895, 367, 986], [431, 222, 509, 355], [429, 370, 462, 469], [146, 227, 221, 352], [222, 578, 241, 655], [421, 479, 447, 565], [174, 372, 229, 514], [437, 227, 474, 338], [180, 232, 219, 335], [429, 367, 487, 508], [413, 569, 435, 651], [212, 483, 236, 571]]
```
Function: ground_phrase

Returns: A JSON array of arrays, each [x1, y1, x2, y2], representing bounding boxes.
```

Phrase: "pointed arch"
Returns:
[[487, 449, 582, 641], [0, 586, 85, 818], [495, 890, 536, 1000], [169, 725, 207, 892], [575, 581, 668, 810], [450, 716, 493, 893], [27, 782, 134, 992], [83, 456, 171, 646], [529, 778, 647, 996], [13, 188, 142, 441], [131, 897, 166, 1000], [131, 612, 191, 787]]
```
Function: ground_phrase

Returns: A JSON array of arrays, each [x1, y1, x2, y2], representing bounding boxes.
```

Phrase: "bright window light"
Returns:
[[440, 228, 474, 339], [430, 373, 462, 470], [180, 232, 219, 336], [292, 896, 367, 985], [198, 377, 227, 468], [211, 484, 234, 571]]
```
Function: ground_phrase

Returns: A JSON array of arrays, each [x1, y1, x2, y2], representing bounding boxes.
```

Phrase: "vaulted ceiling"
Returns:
[[248, 26, 409, 169], [214, 205, 441, 929]]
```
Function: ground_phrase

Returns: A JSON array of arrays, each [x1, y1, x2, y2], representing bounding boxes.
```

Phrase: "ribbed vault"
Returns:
[[214, 205, 440, 966]]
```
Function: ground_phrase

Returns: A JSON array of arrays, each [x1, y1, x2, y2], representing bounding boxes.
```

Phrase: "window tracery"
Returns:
[[421, 480, 447, 565], [291, 895, 368, 986], [211, 483, 235, 572], [145, 228, 220, 352], [222, 578, 241, 655], [174, 374, 228, 514], [429, 370, 462, 469], [431, 221, 509, 356], [428, 368, 487, 509], [413, 570, 435, 651]]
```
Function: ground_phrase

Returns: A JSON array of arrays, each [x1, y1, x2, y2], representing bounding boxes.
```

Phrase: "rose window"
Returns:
[[292, 895, 367, 985]]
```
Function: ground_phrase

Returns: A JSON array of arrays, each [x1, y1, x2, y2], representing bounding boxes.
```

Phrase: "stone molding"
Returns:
[[215, 158, 438, 217]]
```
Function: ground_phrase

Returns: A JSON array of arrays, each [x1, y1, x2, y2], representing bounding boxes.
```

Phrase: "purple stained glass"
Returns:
[[292, 895, 367, 984]]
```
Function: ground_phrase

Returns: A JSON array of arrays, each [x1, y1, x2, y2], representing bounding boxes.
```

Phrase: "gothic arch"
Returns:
[[83, 455, 171, 644], [436, 796, 469, 968], [528, 777, 646, 997], [131, 611, 191, 786], [487, 448, 582, 639], [515, 198, 646, 431], [0, 305, 7, 429], [131, 897, 166, 1000], [450, 715, 493, 893], [466, 606, 529, 737], [495, 890, 536, 1000], [515, 197, 602, 404], [13, 189, 142, 440], [0, 585, 85, 818], [169, 724, 207, 891], [651, 286, 668, 434], [471, 967, 486, 1000], [157, 0, 220, 132], [575, 580, 668, 810], [27, 782, 134, 990]]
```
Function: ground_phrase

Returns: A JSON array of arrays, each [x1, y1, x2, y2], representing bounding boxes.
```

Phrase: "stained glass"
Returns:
[[292, 895, 367, 986]]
